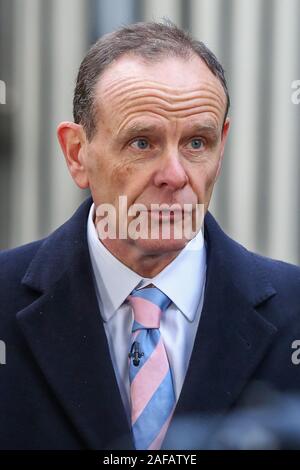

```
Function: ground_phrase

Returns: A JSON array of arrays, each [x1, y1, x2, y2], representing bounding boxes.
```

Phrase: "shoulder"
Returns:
[[204, 211, 300, 322], [251, 250, 300, 292], [227, 234, 300, 307], [0, 240, 43, 283], [0, 241, 47, 344], [228, 237, 300, 329], [0, 240, 44, 314], [205, 211, 300, 293]]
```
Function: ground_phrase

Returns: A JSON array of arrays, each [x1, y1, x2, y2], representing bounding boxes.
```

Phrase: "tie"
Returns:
[[127, 285, 176, 450]]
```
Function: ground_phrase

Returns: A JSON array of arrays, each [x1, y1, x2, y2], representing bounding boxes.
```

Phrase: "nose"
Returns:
[[153, 150, 188, 190]]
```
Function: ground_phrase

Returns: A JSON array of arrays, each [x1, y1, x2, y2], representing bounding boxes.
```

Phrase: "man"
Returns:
[[0, 21, 300, 450]]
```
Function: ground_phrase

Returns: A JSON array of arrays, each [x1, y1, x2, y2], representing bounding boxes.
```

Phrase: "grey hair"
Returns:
[[73, 21, 230, 140]]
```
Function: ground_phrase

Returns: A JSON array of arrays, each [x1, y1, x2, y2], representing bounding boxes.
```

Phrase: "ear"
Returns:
[[57, 122, 89, 189], [215, 117, 230, 181]]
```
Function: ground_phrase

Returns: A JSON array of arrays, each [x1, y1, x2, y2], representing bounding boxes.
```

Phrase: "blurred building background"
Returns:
[[0, 0, 299, 264]]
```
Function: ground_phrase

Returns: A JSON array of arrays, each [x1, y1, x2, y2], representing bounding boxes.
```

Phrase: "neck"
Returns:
[[100, 238, 183, 277]]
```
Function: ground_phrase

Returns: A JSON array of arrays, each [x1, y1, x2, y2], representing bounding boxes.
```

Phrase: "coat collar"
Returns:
[[17, 197, 279, 449]]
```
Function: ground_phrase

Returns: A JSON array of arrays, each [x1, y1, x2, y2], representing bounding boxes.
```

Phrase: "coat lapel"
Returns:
[[168, 212, 279, 440], [16, 198, 133, 449]]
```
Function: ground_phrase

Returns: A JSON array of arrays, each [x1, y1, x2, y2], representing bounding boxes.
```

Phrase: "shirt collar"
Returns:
[[87, 203, 206, 323]]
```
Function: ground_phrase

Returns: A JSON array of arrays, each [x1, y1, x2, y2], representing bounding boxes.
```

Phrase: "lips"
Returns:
[[142, 209, 191, 222], [143, 208, 192, 213]]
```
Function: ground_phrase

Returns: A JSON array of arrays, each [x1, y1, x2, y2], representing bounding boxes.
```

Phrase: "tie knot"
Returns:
[[127, 286, 172, 331]]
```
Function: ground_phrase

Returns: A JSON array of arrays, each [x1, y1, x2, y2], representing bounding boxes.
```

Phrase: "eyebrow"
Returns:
[[117, 123, 159, 141], [184, 123, 220, 140], [117, 121, 220, 141]]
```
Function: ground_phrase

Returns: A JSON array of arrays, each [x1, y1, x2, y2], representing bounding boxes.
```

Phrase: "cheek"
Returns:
[[190, 158, 220, 199], [85, 155, 106, 194], [110, 161, 136, 193], [205, 164, 219, 192], [84, 144, 115, 201], [109, 161, 151, 208]]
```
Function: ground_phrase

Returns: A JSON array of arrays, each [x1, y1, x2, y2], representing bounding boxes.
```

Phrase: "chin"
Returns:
[[132, 236, 189, 255]]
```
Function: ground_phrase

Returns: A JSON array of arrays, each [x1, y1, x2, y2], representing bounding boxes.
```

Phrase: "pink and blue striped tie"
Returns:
[[127, 286, 176, 450]]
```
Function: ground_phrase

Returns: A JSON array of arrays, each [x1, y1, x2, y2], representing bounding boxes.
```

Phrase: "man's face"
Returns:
[[80, 54, 229, 255]]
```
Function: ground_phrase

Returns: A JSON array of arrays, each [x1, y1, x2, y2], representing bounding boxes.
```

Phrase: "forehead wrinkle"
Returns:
[[105, 84, 225, 110], [101, 76, 224, 100], [114, 89, 225, 111], [106, 82, 223, 101], [117, 93, 224, 117], [118, 96, 224, 117], [100, 79, 226, 114]]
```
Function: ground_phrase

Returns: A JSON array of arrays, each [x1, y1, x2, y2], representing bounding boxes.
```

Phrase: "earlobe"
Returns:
[[57, 122, 89, 189]]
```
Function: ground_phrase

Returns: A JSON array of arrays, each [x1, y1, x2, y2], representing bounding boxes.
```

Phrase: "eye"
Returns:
[[130, 138, 150, 150], [186, 138, 204, 150]]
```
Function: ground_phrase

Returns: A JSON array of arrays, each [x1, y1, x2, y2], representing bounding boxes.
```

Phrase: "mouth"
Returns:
[[140, 209, 190, 222]]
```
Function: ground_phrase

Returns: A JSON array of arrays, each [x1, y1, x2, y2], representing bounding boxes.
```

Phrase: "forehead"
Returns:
[[95, 54, 227, 131]]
